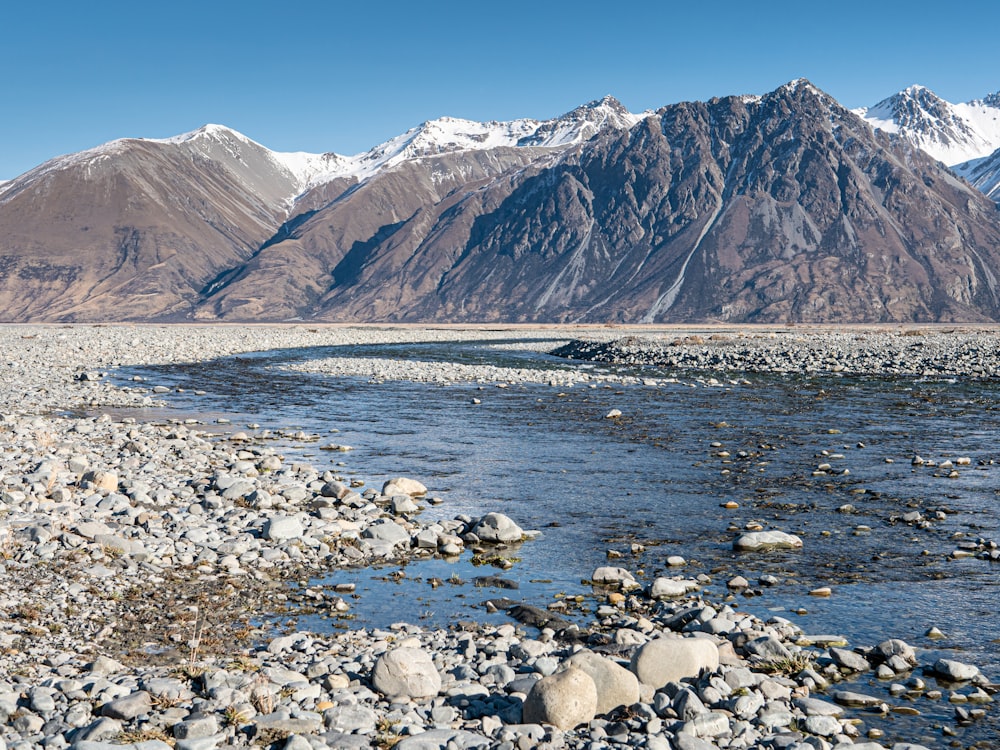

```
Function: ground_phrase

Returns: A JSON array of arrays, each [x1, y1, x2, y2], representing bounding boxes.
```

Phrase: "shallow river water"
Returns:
[[112, 337, 1000, 746]]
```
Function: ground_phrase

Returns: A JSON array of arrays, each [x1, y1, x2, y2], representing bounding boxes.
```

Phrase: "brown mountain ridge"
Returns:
[[2, 80, 1000, 323]]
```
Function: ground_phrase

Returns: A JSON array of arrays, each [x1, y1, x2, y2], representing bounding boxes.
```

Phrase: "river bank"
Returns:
[[0, 325, 997, 750]]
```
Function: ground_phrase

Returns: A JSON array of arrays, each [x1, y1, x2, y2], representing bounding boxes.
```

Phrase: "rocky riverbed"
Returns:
[[550, 328, 1000, 378], [0, 325, 997, 750]]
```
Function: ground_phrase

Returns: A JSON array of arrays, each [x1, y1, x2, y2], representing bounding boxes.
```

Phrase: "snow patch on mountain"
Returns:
[[954, 148, 1000, 203], [272, 96, 643, 191], [857, 85, 1000, 165]]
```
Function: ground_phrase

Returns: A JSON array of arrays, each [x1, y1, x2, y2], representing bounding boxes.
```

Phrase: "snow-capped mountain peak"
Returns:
[[857, 85, 1000, 165]]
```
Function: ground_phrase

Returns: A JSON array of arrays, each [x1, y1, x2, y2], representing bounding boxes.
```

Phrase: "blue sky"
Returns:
[[2, 0, 998, 179]]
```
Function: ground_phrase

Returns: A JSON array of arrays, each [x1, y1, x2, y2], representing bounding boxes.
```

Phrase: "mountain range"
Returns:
[[2, 79, 1000, 324]]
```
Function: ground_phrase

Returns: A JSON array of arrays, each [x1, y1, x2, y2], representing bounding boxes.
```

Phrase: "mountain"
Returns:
[[4, 81, 1000, 323], [0, 102, 638, 322], [855, 85, 1000, 166], [954, 150, 1000, 203]]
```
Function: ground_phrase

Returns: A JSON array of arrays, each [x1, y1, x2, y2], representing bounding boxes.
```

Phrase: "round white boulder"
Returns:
[[559, 650, 639, 715], [629, 637, 720, 688], [371, 647, 442, 700], [522, 666, 598, 729]]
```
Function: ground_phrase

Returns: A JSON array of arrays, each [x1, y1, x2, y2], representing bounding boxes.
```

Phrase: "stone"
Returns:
[[263, 515, 304, 541], [390, 495, 419, 514], [732, 531, 803, 551], [323, 704, 377, 733], [793, 696, 844, 717], [100, 690, 152, 720], [522, 666, 598, 730], [471, 512, 524, 543], [371, 647, 442, 700], [743, 635, 791, 662], [592, 566, 637, 587], [832, 690, 886, 709], [362, 518, 411, 544], [629, 637, 720, 688], [393, 729, 492, 749], [650, 577, 698, 598], [558, 649, 640, 715], [933, 658, 980, 681], [173, 715, 220, 739], [81, 470, 119, 492], [802, 714, 842, 737], [382, 477, 428, 497], [829, 647, 870, 672], [873, 638, 917, 667]]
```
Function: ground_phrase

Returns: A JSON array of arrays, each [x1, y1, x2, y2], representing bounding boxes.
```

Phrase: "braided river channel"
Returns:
[[111, 336, 1000, 746]]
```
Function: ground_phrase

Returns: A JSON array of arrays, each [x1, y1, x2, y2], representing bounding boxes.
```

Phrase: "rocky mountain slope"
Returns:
[[856, 85, 1000, 205], [3, 82, 1000, 323]]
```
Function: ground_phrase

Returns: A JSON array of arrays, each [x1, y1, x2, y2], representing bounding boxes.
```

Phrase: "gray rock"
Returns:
[[522, 666, 597, 730], [679, 711, 730, 737], [629, 637, 720, 688], [591, 566, 637, 587], [933, 658, 980, 681], [173, 715, 219, 740], [371, 647, 442, 700], [829, 647, 870, 672], [744, 635, 792, 661], [100, 690, 152, 720], [732, 531, 803, 551], [263, 515, 304, 541], [382, 477, 428, 497], [558, 649, 639, 715], [802, 714, 842, 736], [322, 704, 377, 733], [392, 729, 491, 750], [832, 690, 886, 709], [793, 696, 844, 717], [472, 512, 524, 543], [362, 518, 411, 545]]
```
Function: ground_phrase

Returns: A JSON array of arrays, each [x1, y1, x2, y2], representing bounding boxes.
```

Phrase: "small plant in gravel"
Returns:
[[223, 705, 250, 727], [374, 718, 401, 750], [116, 728, 173, 745], [756, 652, 816, 675]]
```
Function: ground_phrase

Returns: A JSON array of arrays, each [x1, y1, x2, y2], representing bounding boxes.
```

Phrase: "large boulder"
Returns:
[[471, 512, 523, 543], [558, 650, 639, 715], [732, 531, 803, 551], [629, 637, 720, 688], [371, 647, 441, 700], [522, 667, 597, 729]]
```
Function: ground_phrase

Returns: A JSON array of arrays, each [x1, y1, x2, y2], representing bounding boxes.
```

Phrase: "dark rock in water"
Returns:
[[473, 575, 520, 589], [507, 603, 573, 631]]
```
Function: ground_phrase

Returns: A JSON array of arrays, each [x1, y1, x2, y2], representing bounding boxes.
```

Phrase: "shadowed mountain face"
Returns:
[[4, 82, 1000, 323]]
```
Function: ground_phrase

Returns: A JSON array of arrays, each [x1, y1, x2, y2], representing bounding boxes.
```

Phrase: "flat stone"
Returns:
[[832, 690, 886, 708], [393, 729, 491, 750], [933, 658, 980, 681], [732, 531, 803, 551], [263, 515, 304, 541], [100, 690, 152, 720], [829, 647, 870, 672]]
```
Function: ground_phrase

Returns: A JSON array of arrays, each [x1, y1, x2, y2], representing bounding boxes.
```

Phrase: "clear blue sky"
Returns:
[[2, 0, 998, 179]]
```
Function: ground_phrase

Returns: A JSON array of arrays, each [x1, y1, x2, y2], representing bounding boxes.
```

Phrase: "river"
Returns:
[[110, 337, 1000, 745]]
